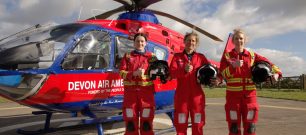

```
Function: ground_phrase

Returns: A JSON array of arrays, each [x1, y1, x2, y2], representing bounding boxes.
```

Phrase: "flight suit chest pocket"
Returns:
[[176, 59, 185, 68], [127, 58, 136, 70]]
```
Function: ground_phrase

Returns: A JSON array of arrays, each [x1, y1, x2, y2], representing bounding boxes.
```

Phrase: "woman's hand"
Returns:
[[185, 61, 193, 72], [133, 68, 145, 77], [231, 59, 243, 68]]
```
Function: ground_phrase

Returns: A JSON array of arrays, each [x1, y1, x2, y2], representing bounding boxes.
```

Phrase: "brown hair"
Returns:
[[184, 31, 199, 45], [134, 33, 148, 41]]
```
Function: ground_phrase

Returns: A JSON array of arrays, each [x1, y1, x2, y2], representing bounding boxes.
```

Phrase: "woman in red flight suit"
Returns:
[[220, 29, 282, 135], [170, 31, 219, 135], [119, 33, 156, 135]]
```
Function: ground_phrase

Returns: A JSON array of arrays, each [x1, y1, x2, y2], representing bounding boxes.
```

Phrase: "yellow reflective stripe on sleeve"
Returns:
[[123, 81, 136, 86], [247, 78, 254, 83], [119, 70, 128, 79], [221, 70, 226, 78], [138, 81, 153, 86], [271, 65, 281, 74], [141, 75, 150, 80], [123, 81, 153, 86], [246, 85, 256, 90], [226, 86, 243, 91], [249, 50, 255, 66], [149, 54, 157, 62], [224, 52, 230, 60], [222, 67, 232, 78]]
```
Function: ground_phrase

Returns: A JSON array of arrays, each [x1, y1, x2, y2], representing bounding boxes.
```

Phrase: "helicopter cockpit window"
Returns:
[[0, 23, 87, 70], [115, 36, 134, 68], [62, 30, 111, 70]]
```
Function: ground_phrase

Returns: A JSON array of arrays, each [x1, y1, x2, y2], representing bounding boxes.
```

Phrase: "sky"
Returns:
[[0, 0, 306, 76]]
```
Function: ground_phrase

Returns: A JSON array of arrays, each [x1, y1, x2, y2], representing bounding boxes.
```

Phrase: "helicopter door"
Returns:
[[62, 30, 111, 70]]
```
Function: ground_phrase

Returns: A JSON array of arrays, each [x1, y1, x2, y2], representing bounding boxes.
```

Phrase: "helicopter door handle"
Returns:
[[104, 69, 114, 73]]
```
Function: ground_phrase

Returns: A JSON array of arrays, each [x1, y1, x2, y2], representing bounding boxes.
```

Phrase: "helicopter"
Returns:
[[0, 0, 223, 134]]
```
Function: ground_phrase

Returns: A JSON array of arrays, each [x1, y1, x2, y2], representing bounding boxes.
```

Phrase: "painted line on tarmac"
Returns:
[[0, 106, 29, 110], [0, 117, 86, 133], [207, 102, 306, 111], [260, 105, 306, 111]]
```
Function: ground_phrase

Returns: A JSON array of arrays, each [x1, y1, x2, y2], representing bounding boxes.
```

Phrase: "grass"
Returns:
[[1, 88, 305, 103], [257, 89, 306, 101], [204, 87, 306, 101]]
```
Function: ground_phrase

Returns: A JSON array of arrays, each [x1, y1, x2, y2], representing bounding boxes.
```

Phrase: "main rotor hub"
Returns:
[[118, 11, 159, 24]]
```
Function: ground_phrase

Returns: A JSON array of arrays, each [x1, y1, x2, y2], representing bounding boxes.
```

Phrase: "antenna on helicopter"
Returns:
[[78, 6, 83, 21], [91, 9, 107, 20]]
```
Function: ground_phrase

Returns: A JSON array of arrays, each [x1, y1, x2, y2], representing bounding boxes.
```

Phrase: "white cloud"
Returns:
[[253, 48, 306, 76], [0, 2, 5, 17], [19, 0, 39, 10]]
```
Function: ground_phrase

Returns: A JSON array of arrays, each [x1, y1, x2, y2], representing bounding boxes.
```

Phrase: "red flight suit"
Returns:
[[220, 48, 282, 135], [119, 50, 156, 135], [170, 51, 209, 135]]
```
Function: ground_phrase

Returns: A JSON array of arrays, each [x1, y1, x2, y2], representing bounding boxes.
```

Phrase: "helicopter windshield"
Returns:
[[62, 30, 111, 70], [0, 23, 88, 70]]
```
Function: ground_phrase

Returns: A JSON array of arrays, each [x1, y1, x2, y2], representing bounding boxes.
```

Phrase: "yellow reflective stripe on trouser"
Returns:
[[249, 50, 255, 66], [119, 70, 128, 79]]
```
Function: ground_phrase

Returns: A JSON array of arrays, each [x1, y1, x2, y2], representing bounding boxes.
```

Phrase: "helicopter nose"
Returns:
[[0, 74, 46, 100]]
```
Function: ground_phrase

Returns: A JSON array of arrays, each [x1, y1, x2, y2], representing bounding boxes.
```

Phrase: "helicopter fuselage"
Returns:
[[0, 12, 185, 114]]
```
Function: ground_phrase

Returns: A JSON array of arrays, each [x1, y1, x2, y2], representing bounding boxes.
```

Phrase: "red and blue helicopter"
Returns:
[[0, 0, 224, 134]]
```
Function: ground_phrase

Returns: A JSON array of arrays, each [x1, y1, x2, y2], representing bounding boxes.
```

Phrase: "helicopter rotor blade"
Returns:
[[113, 0, 133, 6], [113, 0, 134, 10], [136, 0, 162, 8], [114, 0, 161, 9], [150, 9, 223, 42], [87, 5, 126, 20]]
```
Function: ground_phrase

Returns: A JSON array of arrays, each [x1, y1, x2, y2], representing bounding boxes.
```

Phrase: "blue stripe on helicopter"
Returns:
[[0, 69, 22, 87]]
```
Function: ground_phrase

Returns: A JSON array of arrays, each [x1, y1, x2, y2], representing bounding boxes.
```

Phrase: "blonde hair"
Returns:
[[184, 31, 199, 45], [232, 28, 248, 43]]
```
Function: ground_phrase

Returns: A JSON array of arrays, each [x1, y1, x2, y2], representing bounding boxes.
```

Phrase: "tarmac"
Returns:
[[0, 97, 306, 135]]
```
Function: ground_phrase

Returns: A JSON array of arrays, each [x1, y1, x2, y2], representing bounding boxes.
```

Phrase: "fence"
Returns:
[[258, 74, 306, 91]]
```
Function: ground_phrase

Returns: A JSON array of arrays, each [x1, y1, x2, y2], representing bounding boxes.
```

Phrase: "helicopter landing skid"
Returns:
[[16, 108, 175, 135], [17, 111, 55, 135]]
